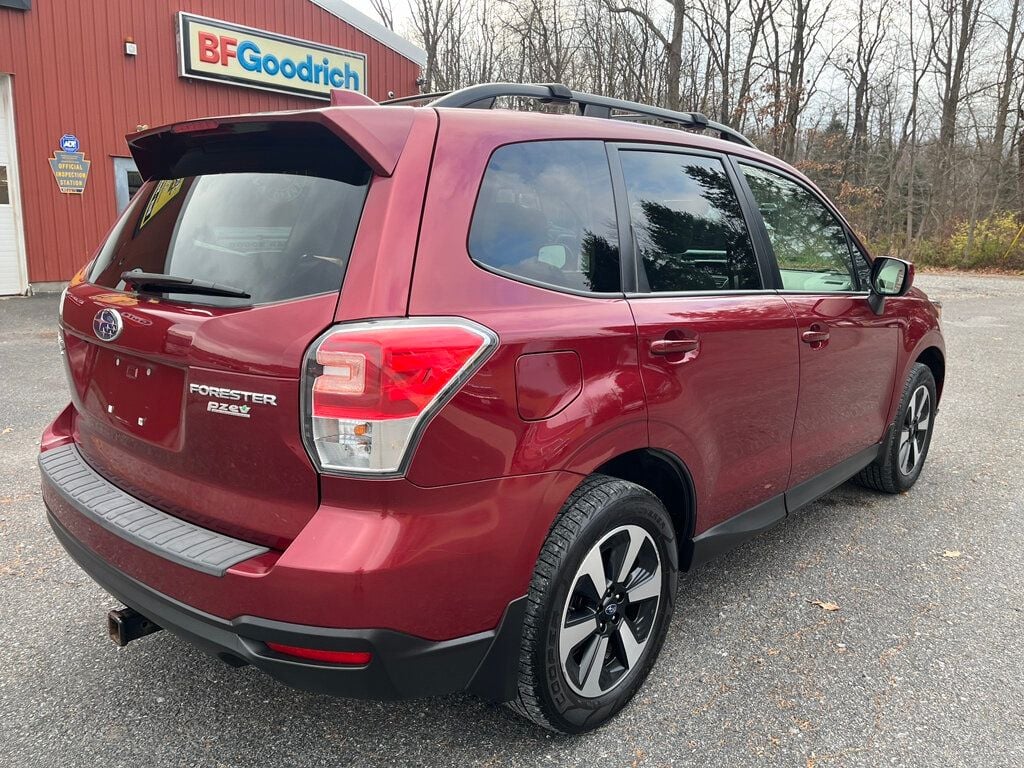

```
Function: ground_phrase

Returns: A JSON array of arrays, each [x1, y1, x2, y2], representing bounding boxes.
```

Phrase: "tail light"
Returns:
[[302, 317, 498, 476]]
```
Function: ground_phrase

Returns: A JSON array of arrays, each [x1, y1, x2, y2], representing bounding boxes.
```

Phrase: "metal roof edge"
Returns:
[[309, 0, 427, 67]]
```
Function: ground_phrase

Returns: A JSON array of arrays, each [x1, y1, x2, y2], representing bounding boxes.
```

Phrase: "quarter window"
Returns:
[[619, 151, 761, 292], [740, 164, 859, 292], [469, 141, 620, 293]]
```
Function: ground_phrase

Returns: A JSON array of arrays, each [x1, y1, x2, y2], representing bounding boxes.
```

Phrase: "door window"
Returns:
[[469, 140, 620, 293], [619, 151, 761, 292], [740, 163, 859, 292]]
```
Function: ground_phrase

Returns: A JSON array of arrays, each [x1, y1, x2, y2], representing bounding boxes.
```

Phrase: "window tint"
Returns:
[[849, 239, 872, 288], [469, 141, 620, 293], [740, 164, 859, 292], [619, 151, 761, 292], [89, 171, 369, 307]]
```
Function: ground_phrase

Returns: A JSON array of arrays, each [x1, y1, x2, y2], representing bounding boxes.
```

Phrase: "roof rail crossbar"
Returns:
[[424, 83, 754, 148]]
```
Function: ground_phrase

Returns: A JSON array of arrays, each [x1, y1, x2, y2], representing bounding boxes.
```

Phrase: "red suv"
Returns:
[[40, 83, 945, 733]]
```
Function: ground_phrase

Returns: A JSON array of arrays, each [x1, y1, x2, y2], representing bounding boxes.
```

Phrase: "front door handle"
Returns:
[[651, 338, 699, 355], [801, 325, 830, 345]]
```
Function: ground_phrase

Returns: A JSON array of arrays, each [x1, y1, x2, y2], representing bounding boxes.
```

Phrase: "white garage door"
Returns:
[[0, 75, 27, 295]]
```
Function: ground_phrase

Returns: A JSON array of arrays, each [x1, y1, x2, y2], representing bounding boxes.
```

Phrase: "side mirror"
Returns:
[[868, 257, 914, 314]]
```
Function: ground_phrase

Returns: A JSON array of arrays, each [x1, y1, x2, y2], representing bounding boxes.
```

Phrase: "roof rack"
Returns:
[[379, 91, 451, 106], [381, 83, 754, 148]]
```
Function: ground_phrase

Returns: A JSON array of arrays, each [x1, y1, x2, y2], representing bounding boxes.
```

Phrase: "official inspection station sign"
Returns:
[[176, 13, 367, 100], [49, 139, 91, 195]]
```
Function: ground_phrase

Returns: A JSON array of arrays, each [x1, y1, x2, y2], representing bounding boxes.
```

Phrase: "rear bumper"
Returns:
[[39, 403, 580, 700], [47, 508, 526, 700]]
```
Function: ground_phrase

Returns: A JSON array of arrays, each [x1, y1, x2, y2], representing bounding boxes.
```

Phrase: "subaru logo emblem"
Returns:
[[93, 308, 123, 342]]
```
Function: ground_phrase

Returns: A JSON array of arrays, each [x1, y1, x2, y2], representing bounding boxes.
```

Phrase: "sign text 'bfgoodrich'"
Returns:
[[177, 13, 366, 100]]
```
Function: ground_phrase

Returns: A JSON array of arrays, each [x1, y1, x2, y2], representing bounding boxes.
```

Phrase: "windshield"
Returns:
[[89, 170, 370, 307]]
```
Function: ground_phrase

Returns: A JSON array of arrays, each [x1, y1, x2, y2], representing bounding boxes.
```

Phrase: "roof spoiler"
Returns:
[[127, 105, 416, 179]]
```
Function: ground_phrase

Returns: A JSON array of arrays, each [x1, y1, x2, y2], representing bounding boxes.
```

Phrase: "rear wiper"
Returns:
[[120, 271, 251, 299]]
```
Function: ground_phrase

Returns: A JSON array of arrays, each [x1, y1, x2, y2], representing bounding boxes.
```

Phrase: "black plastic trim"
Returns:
[[39, 445, 268, 576], [688, 494, 786, 571], [605, 142, 638, 293], [428, 83, 754, 147], [46, 509, 526, 701], [688, 442, 884, 570], [785, 443, 881, 513]]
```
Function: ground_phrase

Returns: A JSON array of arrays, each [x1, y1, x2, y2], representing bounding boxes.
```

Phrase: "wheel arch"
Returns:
[[594, 448, 697, 567], [915, 346, 945, 402]]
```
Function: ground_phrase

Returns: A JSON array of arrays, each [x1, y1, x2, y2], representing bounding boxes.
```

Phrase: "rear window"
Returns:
[[468, 141, 620, 293], [89, 169, 369, 307]]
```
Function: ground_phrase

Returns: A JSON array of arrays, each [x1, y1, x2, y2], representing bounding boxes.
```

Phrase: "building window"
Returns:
[[113, 158, 144, 213], [0, 166, 10, 206]]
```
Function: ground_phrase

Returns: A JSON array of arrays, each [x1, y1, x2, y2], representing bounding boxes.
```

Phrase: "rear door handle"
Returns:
[[651, 338, 699, 355], [801, 326, 830, 344]]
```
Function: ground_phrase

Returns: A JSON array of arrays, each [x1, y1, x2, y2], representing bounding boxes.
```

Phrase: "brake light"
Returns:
[[266, 642, 371, 665], [302, 318, 497, 475], [170, 119, 222, 134]]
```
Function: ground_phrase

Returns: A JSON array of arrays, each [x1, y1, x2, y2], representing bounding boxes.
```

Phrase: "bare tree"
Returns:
[[927, 0, 982, 153], [837, 0, 889, 181], [370, 0, 396, 29], [400, 0, 1024, 268], [410, 0, 465, 91], [605, 0, 685, 110]]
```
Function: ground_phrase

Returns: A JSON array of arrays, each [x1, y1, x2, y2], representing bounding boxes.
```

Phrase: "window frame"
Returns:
[[463, 139, 873, 301], [730, 156, 871, 295], [465, 138, 627, 298], [607, 142, 779, 299]]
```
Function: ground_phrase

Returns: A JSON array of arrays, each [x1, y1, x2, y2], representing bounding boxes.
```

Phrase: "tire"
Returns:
[[855, 363, 937, 494], [508, 474, 679, 733]]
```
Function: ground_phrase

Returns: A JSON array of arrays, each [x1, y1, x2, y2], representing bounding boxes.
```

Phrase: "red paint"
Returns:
[[628, 295, 799, 531], [515, 351, 583, 421], [0, 0, 422, 284], [42, 453, 582, 638], [782, 295, 900, 487], [40, 100, 946, 653]]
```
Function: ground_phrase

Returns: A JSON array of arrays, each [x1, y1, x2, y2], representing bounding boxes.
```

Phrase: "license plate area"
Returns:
[[80, 345, 185, 449]]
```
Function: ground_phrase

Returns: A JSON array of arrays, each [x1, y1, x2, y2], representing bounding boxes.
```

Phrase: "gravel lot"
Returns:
[[1, 272, 1021, 767]]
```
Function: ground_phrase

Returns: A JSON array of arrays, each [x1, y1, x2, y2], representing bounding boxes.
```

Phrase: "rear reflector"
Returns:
[[266, 642, 372, 665], [302, 318, 497, 476]]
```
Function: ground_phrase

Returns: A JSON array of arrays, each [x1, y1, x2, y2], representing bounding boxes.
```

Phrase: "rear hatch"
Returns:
[[58, 115, 398, 549]]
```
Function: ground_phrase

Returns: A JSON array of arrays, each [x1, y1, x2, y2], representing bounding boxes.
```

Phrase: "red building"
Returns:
[[0, 0, 425, 294]]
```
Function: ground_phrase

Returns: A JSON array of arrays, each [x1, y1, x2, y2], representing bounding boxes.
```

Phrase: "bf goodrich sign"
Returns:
[[177, 12, 367, 100]]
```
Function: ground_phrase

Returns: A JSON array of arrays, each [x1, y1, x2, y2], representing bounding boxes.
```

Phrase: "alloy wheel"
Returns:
[[899, 385, 932, 475], [558, 524, 663, 698]]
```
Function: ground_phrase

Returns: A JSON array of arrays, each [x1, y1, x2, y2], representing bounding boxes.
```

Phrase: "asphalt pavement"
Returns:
[[1, 272, 1022, 767]]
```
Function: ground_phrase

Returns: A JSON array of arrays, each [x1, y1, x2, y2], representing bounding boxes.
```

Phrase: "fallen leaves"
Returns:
[[808, 599, 840, 612]]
